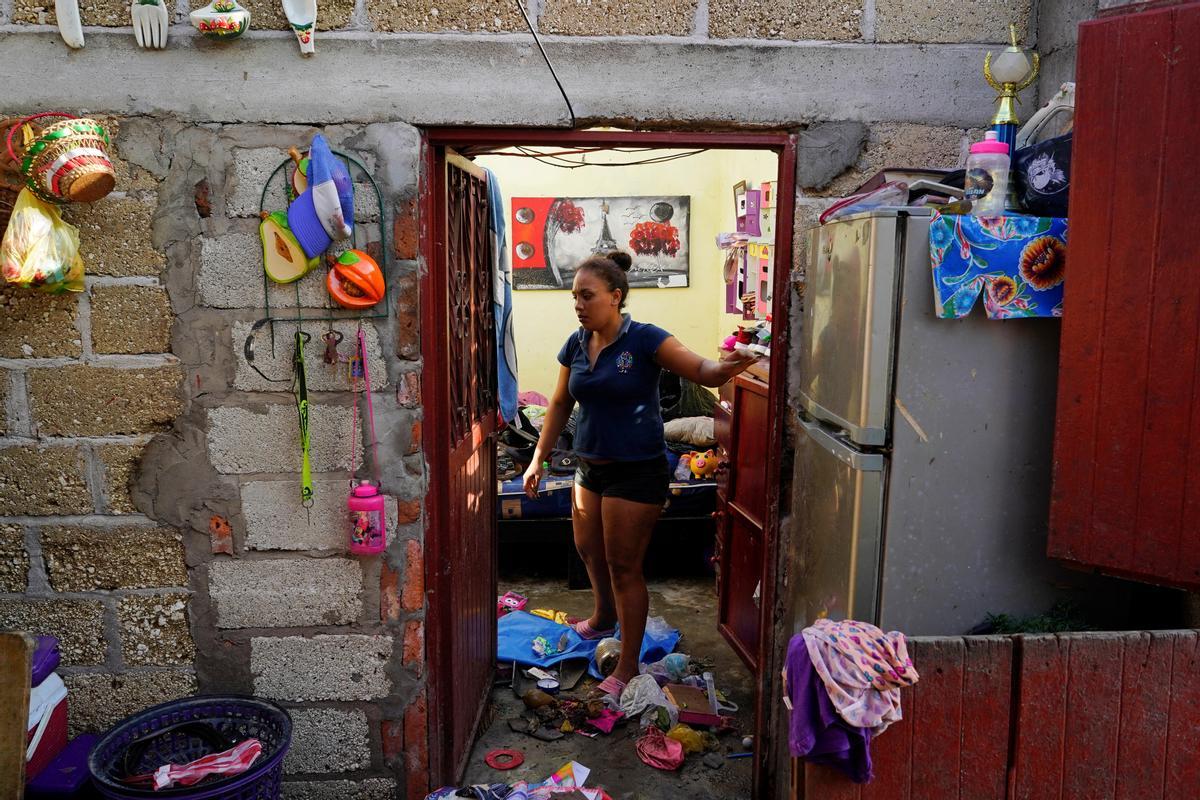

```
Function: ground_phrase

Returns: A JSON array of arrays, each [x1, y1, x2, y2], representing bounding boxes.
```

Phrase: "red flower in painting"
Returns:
[[629, 221, 680, 256], [551, 200, 585, 233], [1019, 236, 1066, 290]]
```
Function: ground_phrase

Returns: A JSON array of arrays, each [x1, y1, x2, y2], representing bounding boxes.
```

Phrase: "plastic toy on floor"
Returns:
[[497, 591, 527, 618]]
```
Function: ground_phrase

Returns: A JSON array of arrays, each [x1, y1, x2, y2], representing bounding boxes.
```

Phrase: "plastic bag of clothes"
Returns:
[[1, 189, 84, 293]]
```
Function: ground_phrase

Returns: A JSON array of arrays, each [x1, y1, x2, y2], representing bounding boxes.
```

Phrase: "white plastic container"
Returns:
[[965, 131, 1011, 216]]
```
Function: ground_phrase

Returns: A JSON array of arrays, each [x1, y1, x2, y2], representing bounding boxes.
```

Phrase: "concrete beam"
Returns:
[[0, 28, 996, 127]]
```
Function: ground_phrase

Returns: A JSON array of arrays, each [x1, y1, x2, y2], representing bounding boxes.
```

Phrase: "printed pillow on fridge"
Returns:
[[929, 212, 1067, 320]]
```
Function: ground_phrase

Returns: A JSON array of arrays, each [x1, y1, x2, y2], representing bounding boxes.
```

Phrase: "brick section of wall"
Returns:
[[540, 0, 698, 36], [0, 524, 28, 592], [0, 446, 92, 516], [401, 538, 424, 612], [42, 525, 186, 591], [284, 708, 372, 774], [708, 0, 862, 40], [207, 405, 359, 474], [66, 196, 165, 277], [209, 559, 363, 628], [98, 444, 145, 515], [395, 273, 420, 360], [28, 365, 184, 436], [875, 0, 1032, 43], [90, 286, 173, 354], [64, 672, 199, 736], [281, 779, 398, 800], [251, 635, 393, 701], [368, 0, 525, 32], [0, 599, 107, 665], [403, 689, 429, 800], [118, 593, 195, 666]]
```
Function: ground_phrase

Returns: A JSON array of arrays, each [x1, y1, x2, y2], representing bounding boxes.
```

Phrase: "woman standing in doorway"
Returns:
[[523, 251, 759, 698]]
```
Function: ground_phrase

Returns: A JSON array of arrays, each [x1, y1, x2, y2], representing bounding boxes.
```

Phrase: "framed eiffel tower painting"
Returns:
[[510, 195, 691, 290]]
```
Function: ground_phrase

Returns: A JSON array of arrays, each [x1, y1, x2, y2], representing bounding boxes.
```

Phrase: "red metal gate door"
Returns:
[[424, 149, 498, 785]]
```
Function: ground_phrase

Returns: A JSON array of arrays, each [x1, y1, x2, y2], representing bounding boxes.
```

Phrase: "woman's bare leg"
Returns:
[[572, 483, 617, 629], [601, 496, 662, 684]]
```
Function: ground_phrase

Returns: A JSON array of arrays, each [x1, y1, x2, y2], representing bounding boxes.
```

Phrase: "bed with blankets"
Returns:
[[496, 373, 719, 521]]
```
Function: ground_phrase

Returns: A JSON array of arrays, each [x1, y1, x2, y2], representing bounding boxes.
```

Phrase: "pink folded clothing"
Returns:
[[122, 738, 262, 791], [585, 709, 624, 734]]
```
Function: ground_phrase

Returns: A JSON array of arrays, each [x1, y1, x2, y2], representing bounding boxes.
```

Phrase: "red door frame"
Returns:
[[419, 127, 798, 797]]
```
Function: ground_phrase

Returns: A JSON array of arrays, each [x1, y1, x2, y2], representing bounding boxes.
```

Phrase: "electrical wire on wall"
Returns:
[[514, 0, 577, 129], [472, 145, 711, 169]]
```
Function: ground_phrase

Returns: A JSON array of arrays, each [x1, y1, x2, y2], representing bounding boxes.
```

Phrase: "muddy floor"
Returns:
[[463, 577, 755, 800]]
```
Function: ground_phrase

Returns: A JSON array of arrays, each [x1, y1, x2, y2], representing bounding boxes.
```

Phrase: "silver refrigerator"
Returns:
[[792, 208, 1099, 636]]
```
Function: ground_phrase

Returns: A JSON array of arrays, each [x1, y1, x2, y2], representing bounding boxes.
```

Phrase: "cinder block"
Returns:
[[66, 195, 165, 277], [284, 708, 371, 774], [875, 0, 1032, 43], [709, 0, 862, 40], [0, 599, 106, 665], [242, 478, 399, 551], [0, 446, 92, 516], [13, 0, 137, 25], [368, 0, 524, 32], [42, 525, 186, 590], [0, 524, 27, 592], [29, 365, 183, 436], [118, 593, 196, 666], [210, 559, 363, 628], [540, 0, 697, 36], [99, 444, 145, 514], [64, 672, 198, 736], [233, 320, 387, 393], [90, 285, 173, 354], [281, 779, 397, 800], [251, 635, 392, 700], [207, 404, 359, 474], [197, 233, 329, 309], [227, 148, 290, 218], [0, 286, 80, 358]]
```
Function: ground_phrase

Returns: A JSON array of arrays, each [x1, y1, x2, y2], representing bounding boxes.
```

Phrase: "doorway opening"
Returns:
[[420, 129, 797, 799]]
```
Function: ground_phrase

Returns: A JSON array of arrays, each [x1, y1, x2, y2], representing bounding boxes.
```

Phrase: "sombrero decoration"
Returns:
[[327, 250, 385, 309], [6, 113, 115, 205]]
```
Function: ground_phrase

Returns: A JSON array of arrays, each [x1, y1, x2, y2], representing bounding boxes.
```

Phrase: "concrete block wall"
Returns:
[[0, 114, 200, 732]]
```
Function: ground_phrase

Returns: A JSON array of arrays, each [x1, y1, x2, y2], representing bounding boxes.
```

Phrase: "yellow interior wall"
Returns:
[[477, 147, 779, 399]]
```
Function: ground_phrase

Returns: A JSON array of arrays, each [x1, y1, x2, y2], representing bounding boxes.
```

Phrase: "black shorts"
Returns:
[[575, 455, 670, 506]]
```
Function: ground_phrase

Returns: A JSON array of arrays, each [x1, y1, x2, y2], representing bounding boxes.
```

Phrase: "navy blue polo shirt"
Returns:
[[557, 315, 673, 461]]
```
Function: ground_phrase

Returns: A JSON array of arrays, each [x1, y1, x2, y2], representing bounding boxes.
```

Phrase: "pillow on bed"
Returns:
[[664, 416, 716, 447]]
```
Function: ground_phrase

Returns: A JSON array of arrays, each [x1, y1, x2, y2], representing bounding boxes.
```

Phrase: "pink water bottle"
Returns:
[[347, 480, 386, 555]]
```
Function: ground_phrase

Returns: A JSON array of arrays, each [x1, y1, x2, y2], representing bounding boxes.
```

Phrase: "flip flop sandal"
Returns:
[[570, 619, 616, 640], [588, 675, 626, 701]]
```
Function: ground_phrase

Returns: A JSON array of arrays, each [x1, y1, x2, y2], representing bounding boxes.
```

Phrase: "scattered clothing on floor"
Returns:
[[636, 726, 685, 771], [802, 618, 919, 734], [784, 633, 873, 783]]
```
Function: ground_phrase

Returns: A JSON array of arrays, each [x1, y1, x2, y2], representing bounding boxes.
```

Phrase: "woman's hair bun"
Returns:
[[606, 251, 633, 272]]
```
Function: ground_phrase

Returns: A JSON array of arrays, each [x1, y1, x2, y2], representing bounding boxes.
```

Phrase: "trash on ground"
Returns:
[[635, 727, 685, 771], [484, 749, 524, 770]]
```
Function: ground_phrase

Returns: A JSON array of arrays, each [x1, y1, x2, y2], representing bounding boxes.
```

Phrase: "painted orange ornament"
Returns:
[[327, 249, 385, 309]]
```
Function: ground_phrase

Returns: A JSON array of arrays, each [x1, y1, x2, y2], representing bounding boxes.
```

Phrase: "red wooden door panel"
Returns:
[[1049, 0, 1200, 590], [424, 150, 498, 785]]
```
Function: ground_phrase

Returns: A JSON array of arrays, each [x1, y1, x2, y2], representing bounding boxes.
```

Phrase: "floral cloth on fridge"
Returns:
[[930, 212, 1067, 320]]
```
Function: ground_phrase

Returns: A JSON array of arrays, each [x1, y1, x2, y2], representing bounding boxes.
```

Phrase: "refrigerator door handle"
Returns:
[[796, 415, 886, 472]]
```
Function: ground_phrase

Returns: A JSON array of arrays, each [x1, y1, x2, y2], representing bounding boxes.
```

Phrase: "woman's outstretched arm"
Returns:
[[654, 336, 760, 388]]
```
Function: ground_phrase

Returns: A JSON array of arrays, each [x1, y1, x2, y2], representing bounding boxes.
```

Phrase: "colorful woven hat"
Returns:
[[6, 113, 115, 205]]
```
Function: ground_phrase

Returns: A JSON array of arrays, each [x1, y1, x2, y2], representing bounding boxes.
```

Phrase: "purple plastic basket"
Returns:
[[87, 696, 291, 800]]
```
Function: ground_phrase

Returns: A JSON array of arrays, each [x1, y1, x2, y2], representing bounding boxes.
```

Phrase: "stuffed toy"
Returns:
[[689, 449, 720, 479]]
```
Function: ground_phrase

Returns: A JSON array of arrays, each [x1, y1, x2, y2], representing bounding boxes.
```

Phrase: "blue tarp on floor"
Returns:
[[496, 610, 681, 678]]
